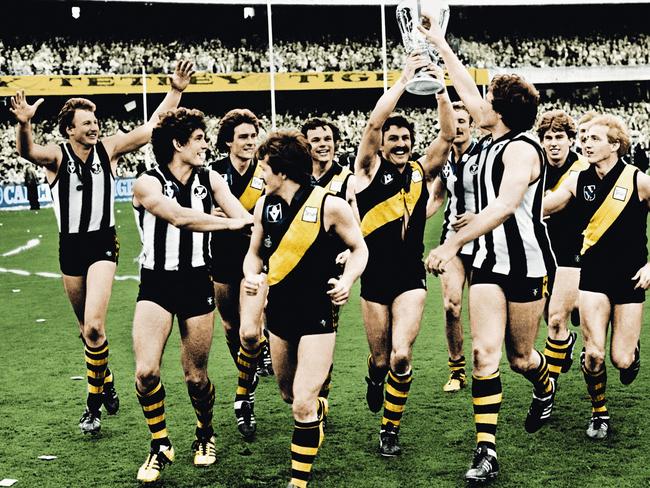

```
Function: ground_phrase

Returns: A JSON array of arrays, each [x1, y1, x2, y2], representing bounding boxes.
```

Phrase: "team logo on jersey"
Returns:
[[207, 296, 214, 306], [441, 163, 452, 179], [583, 184, 596, 202], [468, 161, 479, 175], [163, 181, 176, 199], [250, 177, 264, 190], [90, 160, 102, 175], [412, 169, 423, 183], [67, 160, 77, 175], [267, 203, 283, 223], [264, 235, 272, 248], [381, 172, 394, 185], [302, 206, 318, 223], [193, 185, 208, 200], [613, 186, 628, 201]]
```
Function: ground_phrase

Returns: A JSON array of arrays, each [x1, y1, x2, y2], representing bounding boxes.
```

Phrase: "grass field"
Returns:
[[1, 201, 649, 488]]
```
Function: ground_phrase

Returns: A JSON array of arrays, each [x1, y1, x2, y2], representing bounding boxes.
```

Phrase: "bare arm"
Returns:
[[133, 174, 249, 232], [419, 79, 455, 179], [344, 175, 361, 223], [543, 172, 578, 216], [242, 199, 267, 295], [354, 52, 429, 185], [10, 90, 61, 170], [418, 22, 486, 123], [103, 60, 195, 162], [426, 176, 446, 219], [209, 170, 253, 219], [324, 197, 369, 305]]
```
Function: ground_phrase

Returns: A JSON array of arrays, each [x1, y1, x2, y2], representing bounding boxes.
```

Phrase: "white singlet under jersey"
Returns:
[[136, 166, 214, 271], [439, 140, 481, 256], [50, 142, 115, 234], [472, 132, 556, 277]]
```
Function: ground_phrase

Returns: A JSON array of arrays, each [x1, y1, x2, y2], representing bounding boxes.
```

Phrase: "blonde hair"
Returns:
[[589, 114, 631, 157]]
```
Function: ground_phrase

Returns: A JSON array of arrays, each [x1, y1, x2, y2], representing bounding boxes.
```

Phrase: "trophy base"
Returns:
[[405, 76, 445, 96]]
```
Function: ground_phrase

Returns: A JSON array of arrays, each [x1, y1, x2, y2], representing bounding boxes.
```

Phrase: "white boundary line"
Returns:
[[1, 238, 41, 257]]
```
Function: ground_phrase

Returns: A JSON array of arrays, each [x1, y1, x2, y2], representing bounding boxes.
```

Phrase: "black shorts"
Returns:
[[266, 298, 338, 343], [470, 268, 549, 303], [59, 227, 119, 276], [137, 267, 216, 320], [458, 253, 474, 277], [579, 264, 645, 304], [550, 239, 581, 268], [210, 234, 248, 284], [360, 258, 427, 305]]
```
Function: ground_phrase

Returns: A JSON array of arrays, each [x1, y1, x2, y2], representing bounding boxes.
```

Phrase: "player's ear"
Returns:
[[172, 139, 184, 152]]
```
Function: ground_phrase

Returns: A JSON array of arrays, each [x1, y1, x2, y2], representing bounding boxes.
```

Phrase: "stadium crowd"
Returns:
[[1, 32, 649, 75], [2, 100, 648, 185]]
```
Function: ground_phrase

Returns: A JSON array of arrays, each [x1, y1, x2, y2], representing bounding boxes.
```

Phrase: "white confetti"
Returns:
[[38, 455, 57, 461], [26, 229, 30, 233], [38, 234, 43, 238], [12, 289, 20, 293], [35, 319, 46, 323], [70, 376, 84, 381], [0, 479, 18, 487]]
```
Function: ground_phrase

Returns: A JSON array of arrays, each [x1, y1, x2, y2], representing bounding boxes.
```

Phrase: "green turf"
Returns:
[[1, 202, 649, 487]]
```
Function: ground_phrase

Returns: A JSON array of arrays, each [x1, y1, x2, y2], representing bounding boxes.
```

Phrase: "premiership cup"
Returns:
[[396, 0, 450, 95]]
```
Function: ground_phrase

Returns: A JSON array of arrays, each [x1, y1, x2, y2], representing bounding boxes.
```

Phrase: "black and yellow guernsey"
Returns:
[[576, 160, 648, 274], [356, 158, 429, 269], [261, 185, 340, 331], [210, 156, 265, 282], [544, 150, 590, 267], [313, 161, 353, 199]]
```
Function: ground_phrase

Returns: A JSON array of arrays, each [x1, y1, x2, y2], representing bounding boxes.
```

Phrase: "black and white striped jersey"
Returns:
[[50, 142, 115, 234], [472, 132, 556, 278], [136, 165, 214, 271], [439, 140, 481, 256]]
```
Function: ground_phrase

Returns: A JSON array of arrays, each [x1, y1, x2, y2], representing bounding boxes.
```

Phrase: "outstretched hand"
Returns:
[[170, 60, 195, 92], [10, 90, 44, 124], [417, 16, 446, 47]]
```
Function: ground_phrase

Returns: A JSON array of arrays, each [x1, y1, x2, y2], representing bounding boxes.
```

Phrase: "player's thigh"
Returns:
[[361, 298, 390, 355], [179, 311, 216, 372], [611, 302, 643, 361], [270, 331, 298, 401], [579, 290, 611, 353], [548, 266, 580, 320], [83, 260, 117, 325], [62, 274, 86, 323], [239, 278, 268, 342], [133, 300, 174, 374], [469, 284, 507, 354], [440, 255, 466, 309], [214, 281, 239, 328], [505, 297, 546, 359], [390, 288, 427, 354], [293, 333, 336, 400]]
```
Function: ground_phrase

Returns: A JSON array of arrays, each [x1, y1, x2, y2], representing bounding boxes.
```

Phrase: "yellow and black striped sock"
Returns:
[[381, 369, 412, 432], [318, 364, 334, 399], [226, 337, 240, 365], [289, 400, 325, 488], [104, 367, 114, 387], [367, 355, 388, 383], [472, 371, 502, 451], [544, 335, 572, 380], [136, 380, 170, 449], [449, 356, 466, 375], [188, 380, 215, 440], [236, 343, 262, 402], [85, 340, 108, 412], [582, 363, 608, 418], [523, 350, 552, 395]]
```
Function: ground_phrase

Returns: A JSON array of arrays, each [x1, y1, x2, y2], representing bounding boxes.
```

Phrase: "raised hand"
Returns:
[[10, 90, 44, 124], [417, 16, 446, 47], [170, 60, 195, 92], [401, 51, 430, 84]]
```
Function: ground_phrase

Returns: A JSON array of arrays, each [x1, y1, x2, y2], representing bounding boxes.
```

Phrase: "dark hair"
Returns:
[[452, 101, 473, 124], [489, 74, 539, 133], [256, 129, 312, 185], [57, 98, 96, 138], [536, 109, 577, 140], [590, 114, 631, 158], [381, 113, 415, 144], [301, 118, 341, 144], [151, 108, 206, 165], [216, 108, 260, 152]]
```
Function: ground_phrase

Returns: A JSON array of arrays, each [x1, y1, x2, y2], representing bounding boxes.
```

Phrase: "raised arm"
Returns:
[[426, 141, 538, 273], [355, 52, 429, 184], [543, 172, 578, 216], [209, 170, 254, 220], [134, 174, 249, 232], [419, 72, 455, 179], [324, 196, 369, 306], [103, 60, 195, 162], [418, 21, 487, 124], [11, 91, 61, 170], [426, 176, 446, 219]]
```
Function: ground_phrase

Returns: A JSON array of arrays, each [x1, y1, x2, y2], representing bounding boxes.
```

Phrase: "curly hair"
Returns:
[[216, 108, 260, 152], [589, 114, 631, 158], [489, 74, 539, 133], [301, 118, 341, 144], [536, 110, 577, 140], [381, 113, 415, 144], [151, 107, 206, 165], [57, 98, 97, 138], [257, 129, 312, 185]]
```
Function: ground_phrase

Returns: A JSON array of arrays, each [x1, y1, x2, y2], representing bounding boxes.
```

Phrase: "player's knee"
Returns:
[[611, 350, 634, 370], [83, 318, 105, 343], [280, 389, 294, 405], [185, 373, 208, 391], [473, 346, 500, 371], [292, 395, 317, 421], [240, 328, 261, 350], [135, 368, 160, 393], [508, 353, 535, 374], [443, 297, 462, 321], [369, 352, 389, 371], [583, 348, 605, 373], [389, 349, 411, 374], [547, 311, 567, 335]]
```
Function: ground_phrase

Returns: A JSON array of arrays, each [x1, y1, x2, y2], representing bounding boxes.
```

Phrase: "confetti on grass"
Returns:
[[0, 480, 18, 487], [38, 456, 57, 461]]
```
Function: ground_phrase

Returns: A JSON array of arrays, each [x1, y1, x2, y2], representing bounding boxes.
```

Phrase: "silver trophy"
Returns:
[[396, 0, 450, 95]]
